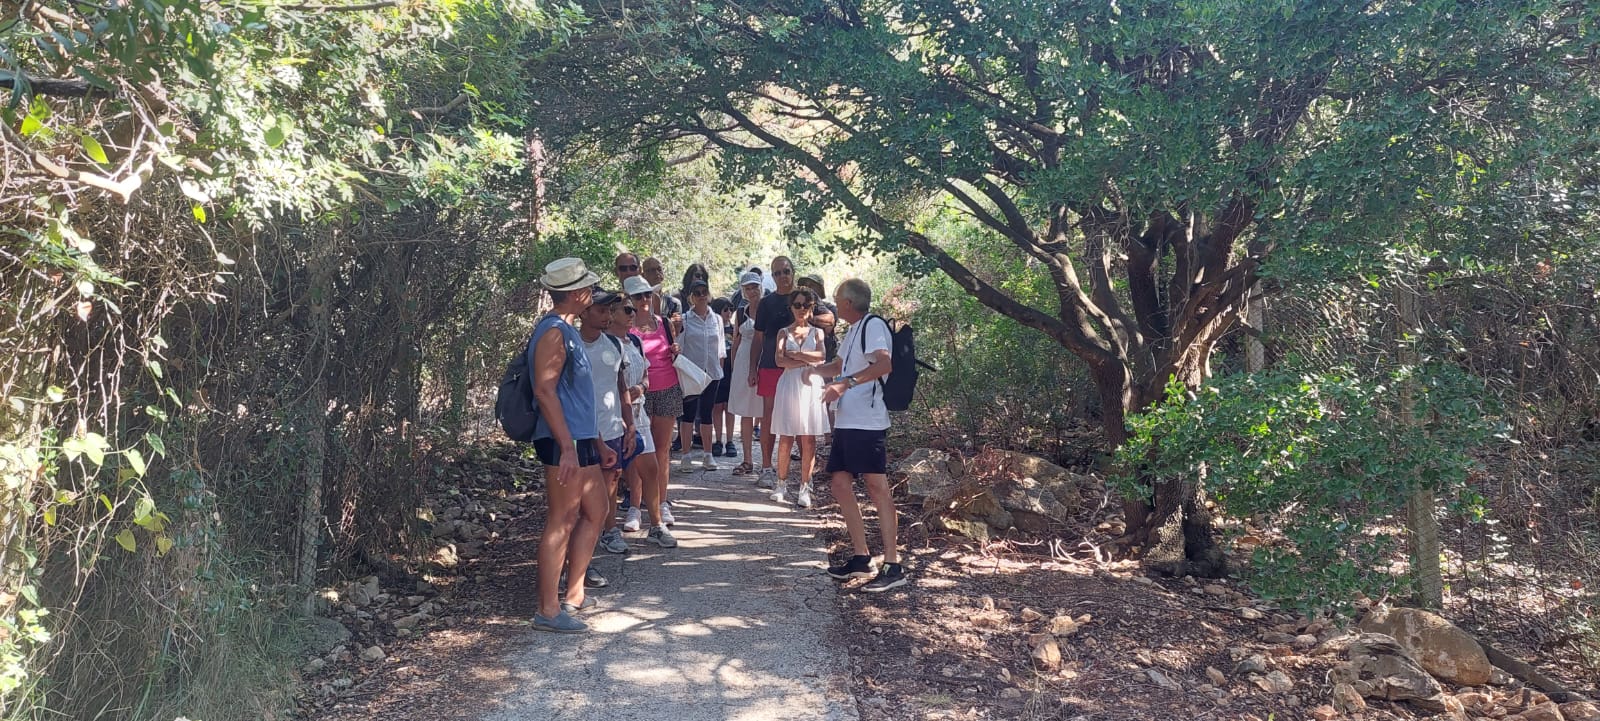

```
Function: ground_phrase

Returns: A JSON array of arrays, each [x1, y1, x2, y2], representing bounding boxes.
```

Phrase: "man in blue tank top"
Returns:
[[529, 258, 617, 633]]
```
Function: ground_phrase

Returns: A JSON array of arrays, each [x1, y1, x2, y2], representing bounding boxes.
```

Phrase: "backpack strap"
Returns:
[[660, 314, 674, 346], [856, 314, 893, 407]]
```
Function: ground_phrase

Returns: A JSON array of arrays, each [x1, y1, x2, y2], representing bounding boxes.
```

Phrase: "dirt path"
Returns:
[[477, 461, 859, 720]]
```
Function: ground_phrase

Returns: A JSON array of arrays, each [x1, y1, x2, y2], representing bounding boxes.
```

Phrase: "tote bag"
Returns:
[[673, 354, 712, 397]]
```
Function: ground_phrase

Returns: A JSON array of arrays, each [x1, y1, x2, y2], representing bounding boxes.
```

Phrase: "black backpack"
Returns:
[[495, 335, 540, 442], [859, 314, 935, 412]]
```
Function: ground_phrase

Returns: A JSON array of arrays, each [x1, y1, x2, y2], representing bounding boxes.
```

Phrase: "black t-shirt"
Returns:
[[816, 300, 839, 361], [753, 290, 794, 369]]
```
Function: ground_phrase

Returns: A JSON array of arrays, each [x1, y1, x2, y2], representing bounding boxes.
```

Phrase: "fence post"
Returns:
[[1396, 277, 1443, 608]]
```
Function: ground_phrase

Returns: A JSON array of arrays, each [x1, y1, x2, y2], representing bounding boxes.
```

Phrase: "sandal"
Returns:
[[732, 462, 753, 476]]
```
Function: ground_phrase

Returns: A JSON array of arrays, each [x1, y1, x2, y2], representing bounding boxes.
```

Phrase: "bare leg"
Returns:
[[740, 416, 755, 461], [698, 421, 715, 457], [760, 394, 776, 468], [563, 466, 609, 607], [537, 464, 583, 618], [830, 472, 870, 558], [650, 414, 675, 505], [632, 452, 662, 526], [798, 435, 816, 490], [775, 435, 795, 488], [863, 473, 898, 564]]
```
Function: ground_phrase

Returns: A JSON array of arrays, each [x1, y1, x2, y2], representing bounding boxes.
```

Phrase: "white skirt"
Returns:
[[727, 334, 764, 418], [770, 367, 830, 437]]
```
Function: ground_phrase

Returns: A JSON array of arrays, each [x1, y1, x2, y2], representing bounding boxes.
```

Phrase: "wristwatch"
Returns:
[[845, 375, 859, 388]]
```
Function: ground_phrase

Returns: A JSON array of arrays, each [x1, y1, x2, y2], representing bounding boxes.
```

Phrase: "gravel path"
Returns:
[[479, 460, 860, 721]]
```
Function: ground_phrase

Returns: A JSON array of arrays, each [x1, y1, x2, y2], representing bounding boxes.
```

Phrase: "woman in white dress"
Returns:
[[727, 271, 766, 475], [769, 287, 829, 508]]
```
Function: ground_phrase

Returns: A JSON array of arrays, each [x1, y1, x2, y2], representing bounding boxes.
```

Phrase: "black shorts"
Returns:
[[532, 437, 603, 468], [715, 357, 733, 404], [825, 428, 888, 476], [679, 378, 721, 425]]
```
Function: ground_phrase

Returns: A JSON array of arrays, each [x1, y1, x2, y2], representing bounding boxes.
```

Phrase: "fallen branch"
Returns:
[[407, 92, 469, 118], [1478, 635, 1578, 701], [0, 72, 115, 99], [279, 0, 398, 11]]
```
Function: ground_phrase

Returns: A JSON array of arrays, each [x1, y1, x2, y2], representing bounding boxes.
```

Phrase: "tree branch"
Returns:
[[0, 72, 114, 99]]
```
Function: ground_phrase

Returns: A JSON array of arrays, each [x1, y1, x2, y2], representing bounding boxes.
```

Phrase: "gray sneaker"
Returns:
[[756, 467, 776, 489], [598, 527, 629, 554], [532, 610, 588, 633], [647, 525, 678, 548]]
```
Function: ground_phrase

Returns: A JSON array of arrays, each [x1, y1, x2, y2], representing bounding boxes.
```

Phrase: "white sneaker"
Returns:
[[756, 467, 776, 489], [796, 486, 813, 509], [702, 455, 719, 471], [769, 486, 786, 504], [622, 506, 642, 532], [660, 502, 676, 527]]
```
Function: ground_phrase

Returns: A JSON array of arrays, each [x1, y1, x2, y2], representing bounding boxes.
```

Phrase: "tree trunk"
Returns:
[[1104, 359, 1228, 578], [1396, 281, 1443, 607], [297, 237, 334, 614]]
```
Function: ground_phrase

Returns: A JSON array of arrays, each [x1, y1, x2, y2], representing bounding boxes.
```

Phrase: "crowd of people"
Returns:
[[523, 254, 906, 633]]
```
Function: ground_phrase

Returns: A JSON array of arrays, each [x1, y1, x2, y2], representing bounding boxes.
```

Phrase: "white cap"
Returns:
[[739, 271, 763, 287], [622, 275, 654, 296]]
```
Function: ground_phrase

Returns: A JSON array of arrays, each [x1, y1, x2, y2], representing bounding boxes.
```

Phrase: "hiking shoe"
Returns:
[[647, 525, 678, 548], [659, 502, 676, 527], [560, 596, 596, 615], [862, 563, 908, 593], [584, 566, 608, 588], [622, 507, 642, 532], [598, 527, 629, 554], [756, 467, 776, 489], [796, 485, 813, 509], [768, 486, 786, 504], [827, 555, 876, 581], [712, 442, 724, 456], [724, 444, 739, 458], [532, 610, 587, 633]]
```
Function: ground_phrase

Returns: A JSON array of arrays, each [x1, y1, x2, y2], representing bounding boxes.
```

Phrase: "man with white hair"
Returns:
[[816, 278, 906, 592]]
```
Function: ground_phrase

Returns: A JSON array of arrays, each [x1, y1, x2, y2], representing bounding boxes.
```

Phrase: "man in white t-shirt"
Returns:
[[579, 290, 637, 566], [816, 278, 906, 593]]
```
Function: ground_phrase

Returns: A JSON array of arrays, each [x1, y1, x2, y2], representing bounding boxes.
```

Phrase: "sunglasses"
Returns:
[[630, 292, 653, 300], [772, 268, 793, 276], [622, 306, 637, 314], [615, 264, 639, 272], [791, 302, 814, 310], [691, 289, 709, 296]]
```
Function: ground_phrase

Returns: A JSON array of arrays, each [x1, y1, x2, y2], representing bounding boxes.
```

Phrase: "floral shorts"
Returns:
[[644, 385, 683, 418]]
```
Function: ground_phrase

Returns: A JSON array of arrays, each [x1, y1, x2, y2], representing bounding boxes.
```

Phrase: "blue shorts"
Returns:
[[604, 433, 644, 470]]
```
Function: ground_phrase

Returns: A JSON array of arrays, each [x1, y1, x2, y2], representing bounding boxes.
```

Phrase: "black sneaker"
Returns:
[[826, 555, 876, 581], [712, 441, 724, 456], [861, 563, 907, 593], [723, 444, 738, 458], [670, 438, 682, 452]]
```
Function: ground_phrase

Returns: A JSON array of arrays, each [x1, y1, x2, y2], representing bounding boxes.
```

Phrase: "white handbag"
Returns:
[[673, 354, 712, 397]]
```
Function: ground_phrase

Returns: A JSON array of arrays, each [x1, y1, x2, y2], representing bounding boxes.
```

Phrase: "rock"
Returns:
[[1048, 615, 1080, 637], [900, 448, 963, 501], [1261, 631, 1299, 645], [1235, 654, 1270, 676], [346, 576, 381, 607], [1309, 704, 1339, 721], [1456, 691, 1490, 711], [1358, 606, 1492, 686], [1239, 607, 1265, 621], [1204, 584, 1228, 596], [1332, 682, 1367, 714], [1145, 668, 1183, 692], [1019, 607, 1044, 623], [433, 544, 459, 568], [1332, 633, 1447, 712], [406, 595, 427, 607], [998, 688, 1023, 701], [458, 541, 485, 559], [331, 677, 353, 691], [1510, 702, 1565, 721], [1294, 634, 1318, 648], [359, 645, 386, 662], [985, 451, 1088, 532], [430, 519, 460, 539], [393, 612, 427, 631], [1031, 638, 1062, 671], [304, 657, 326, 673], [1562, 701, 1600, 721], [301, 616, 351, 655], [1251, 670, 1294, 694], [933, 515, 992, 543], [1205, 666, 1227, 685]]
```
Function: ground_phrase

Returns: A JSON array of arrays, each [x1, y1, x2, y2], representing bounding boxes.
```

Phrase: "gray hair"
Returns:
[[835, 278, 871, 312]]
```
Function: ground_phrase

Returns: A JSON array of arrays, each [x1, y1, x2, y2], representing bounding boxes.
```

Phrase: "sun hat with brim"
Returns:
[[739, 271, 763, 287], [591, 289, 624, 306], [797, 273, 826, 299], [622, 275, 654, 296], [540, 258, 601, 291]]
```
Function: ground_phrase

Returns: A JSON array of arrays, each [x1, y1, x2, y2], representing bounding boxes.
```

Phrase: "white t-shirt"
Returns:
[[581, 334, 628, 441], [619, 335, 651, 440], [834, 316, 892, 431]]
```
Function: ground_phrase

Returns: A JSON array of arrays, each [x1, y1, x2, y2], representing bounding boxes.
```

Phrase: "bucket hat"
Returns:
[[540, 258, 601, 291]]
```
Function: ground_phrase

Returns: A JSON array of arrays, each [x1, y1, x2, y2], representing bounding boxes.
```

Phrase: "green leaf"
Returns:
[[146, 432, 166, 457], [192, 203, 207, 223], [264, 123, 285, 148], [146, 360, 163, 379], [42, 506, 56, 527], [155, 534, 173, 556], [133, 495, 154, 522], [79, 133, 109, 164], [19, 585, 38, 607], [98, 493, 113, 514], [19, 114, 42, 137], [81, 432, 107, 466], [124, 448, 147, 477], [113, 528, 136, 553]]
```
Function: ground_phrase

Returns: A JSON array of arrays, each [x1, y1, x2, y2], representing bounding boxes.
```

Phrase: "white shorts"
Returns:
[[634, 404, 656, 454]]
